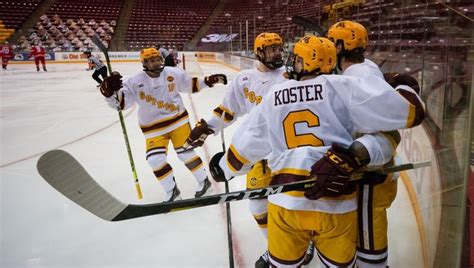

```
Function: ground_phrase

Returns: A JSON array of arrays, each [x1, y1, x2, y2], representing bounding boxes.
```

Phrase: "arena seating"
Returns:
[[13, 0, 121, 51], [0, 0, 42, 29], [5, 0, 473, 57], [126, 0, 219, 50]]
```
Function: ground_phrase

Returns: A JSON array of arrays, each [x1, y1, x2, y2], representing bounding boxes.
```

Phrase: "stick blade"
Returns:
[[37, 150, 127, 221]]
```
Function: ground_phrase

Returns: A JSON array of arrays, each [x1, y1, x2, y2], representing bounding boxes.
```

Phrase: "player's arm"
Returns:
[[206, 75, 246, 132], [384, 72, 424, 128], [354, 130, 400, 166], [184, 75, 244, 148], [175, 68, 227, 94], [337, 76, 425, 132], [209, 104, 271, 182], [100, 72, 135, 110]]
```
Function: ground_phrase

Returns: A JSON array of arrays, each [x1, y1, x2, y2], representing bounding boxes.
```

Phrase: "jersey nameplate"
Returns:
[[274, 84, 323, 106]]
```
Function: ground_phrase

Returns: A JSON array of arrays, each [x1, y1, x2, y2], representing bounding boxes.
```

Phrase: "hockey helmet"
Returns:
[[327, 20, 368, 51], [140, 47, 162, 62], [140, 47, 164, 74], [254, 32, 284, 70], [286, 35, 336, 79]]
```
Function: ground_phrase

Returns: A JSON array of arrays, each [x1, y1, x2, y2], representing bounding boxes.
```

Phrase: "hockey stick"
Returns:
[[37, 149, 431, 222], [292, 15, 326, 36], [220, 131, 235, 268], [91, 35, 143, 200]]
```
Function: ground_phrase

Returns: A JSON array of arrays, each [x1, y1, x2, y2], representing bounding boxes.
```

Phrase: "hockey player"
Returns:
[[184, 33, 315, 267], [99, 47, 227, 202], [1, 41, 14, 70], [84, 51, 108, 87], [29, 42, 47, 72], [327, 20, 424, 268], [208, 36, 425, 267]]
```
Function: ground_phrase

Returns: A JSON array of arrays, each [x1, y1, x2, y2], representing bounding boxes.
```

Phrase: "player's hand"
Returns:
[[100, 71, 122, 97], [204, 74, 227, 87], [304, 143, 363, 200], [184, 119, 214, 149], [383, 73, 420, 94]]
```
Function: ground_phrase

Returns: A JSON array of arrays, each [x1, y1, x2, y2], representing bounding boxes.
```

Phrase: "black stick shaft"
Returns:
[[221, 131, 235, 268]]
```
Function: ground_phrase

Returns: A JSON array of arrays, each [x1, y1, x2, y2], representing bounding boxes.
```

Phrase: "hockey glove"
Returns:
[[204, 74, 227, 87], [304, 143, 363, 200], [184, 119, 215, 149], [209, 152, 226, 182], [100, 71, 123, 97], [383, 72, 420, 95]]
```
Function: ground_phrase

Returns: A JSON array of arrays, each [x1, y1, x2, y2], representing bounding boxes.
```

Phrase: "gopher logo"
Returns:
[[167, 76, 174, 82], [250, 177, 258, 187]]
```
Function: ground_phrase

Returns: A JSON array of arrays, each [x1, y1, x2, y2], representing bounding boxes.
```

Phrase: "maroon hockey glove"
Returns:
[[209, 152, 226, 182], [304, 143, 363, 200], [184, 119, 215, 148], [100, 71, 123, 97], [204, 74, 227, 87], [383, 72, 420, 94]]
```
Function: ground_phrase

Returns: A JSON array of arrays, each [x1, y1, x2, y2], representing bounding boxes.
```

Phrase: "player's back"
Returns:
[[343, 59, 383, 79], [244, 73, 415, 212], [259, 73, 414, 174]]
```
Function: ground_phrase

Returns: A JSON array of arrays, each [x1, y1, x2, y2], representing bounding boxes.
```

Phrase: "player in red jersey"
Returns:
[[29, 42, 47, 72], [1, 41, 14, 70]]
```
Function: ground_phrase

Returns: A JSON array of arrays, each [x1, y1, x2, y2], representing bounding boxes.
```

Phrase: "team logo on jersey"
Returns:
[[168, 82, 175, 92], [167, 76, 174, 82], [250, 177, 258, 187], [243, 87, 263, 105]]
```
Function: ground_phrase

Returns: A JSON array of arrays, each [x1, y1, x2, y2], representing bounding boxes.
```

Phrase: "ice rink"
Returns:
[[1, 59, 424, 267]]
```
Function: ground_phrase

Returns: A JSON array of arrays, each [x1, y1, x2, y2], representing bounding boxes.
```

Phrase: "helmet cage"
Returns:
[[257, 44, 284, 70]]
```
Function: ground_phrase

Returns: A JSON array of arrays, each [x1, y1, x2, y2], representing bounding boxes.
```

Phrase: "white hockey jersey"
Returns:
[[119, 67, 208, 138], [207, 67, 287, 133], [220, 74, 425, 213], [345, 59, 399, 166]]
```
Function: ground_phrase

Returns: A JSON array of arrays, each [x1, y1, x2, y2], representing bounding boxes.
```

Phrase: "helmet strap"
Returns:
[[143, 65, 164, 76]]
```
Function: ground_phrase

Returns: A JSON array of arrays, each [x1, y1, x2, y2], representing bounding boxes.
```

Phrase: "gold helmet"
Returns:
[[140, 47, 161, 62], [289, 35, 336, 77], [254, 32, 284, 69], [140, 47, 164, 74], [327, 20, 368, 51], [254, 32, 283, 54]]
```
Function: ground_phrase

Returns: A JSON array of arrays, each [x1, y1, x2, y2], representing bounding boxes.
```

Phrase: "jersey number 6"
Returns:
[[283, 110, 323, 149]]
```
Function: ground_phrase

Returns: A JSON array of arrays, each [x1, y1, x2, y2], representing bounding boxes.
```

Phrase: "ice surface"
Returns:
[[0, 61, 422, 267]]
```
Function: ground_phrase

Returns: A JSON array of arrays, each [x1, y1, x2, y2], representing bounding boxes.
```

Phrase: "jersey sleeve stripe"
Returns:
[[226, 145, 250, 172], [213, 106, 224, 117], [223, 112, 234, 122], [396, 88, 425, 128]]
